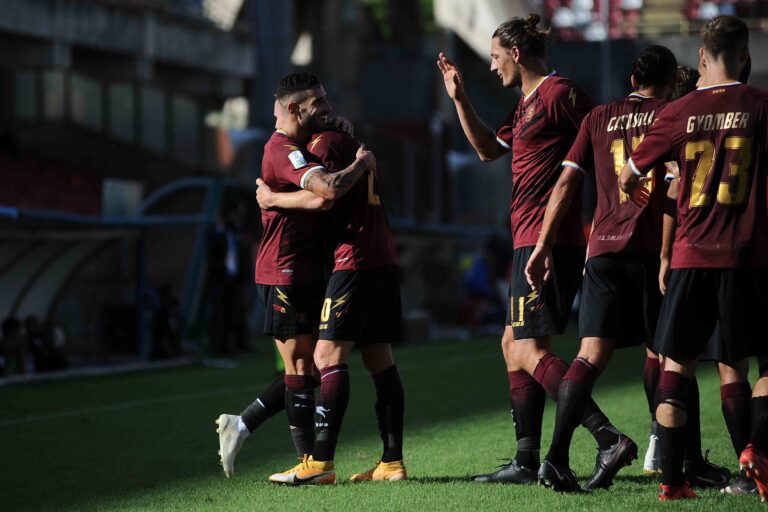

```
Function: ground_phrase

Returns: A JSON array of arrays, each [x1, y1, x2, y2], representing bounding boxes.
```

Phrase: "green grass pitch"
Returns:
[[2, 327, 764, 511]]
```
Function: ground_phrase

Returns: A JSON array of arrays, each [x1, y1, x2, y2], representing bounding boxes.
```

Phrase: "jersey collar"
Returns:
[[696, 81, 741, 91], [628, 92, 652, 99], [523, 71, 556, 102], [275, 129, 288, 136]]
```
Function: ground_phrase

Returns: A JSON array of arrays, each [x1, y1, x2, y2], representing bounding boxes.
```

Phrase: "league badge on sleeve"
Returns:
[[288, 150, 308, 169]]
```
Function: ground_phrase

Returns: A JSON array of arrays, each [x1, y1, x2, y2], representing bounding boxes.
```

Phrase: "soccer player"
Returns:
[[524, 45, 677, 491], [619, 15, 768, 501], [437, 14, 630, 487], [215, 73, 375, 479], [657, 63, 755, 495], [257, 128, 406, 485], [638, 65, 733, 490]]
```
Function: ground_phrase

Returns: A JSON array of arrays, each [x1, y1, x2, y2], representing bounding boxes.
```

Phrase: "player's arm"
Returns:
[[659, 164, 680, 295], [255, 179, 334, 211], [436, 53, 507, 162], [303, 145, 375, 200], [620, 109, 677, 204], [525, 165, 584, 289]]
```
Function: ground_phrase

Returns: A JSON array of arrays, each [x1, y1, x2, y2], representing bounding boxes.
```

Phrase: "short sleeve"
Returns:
[[549, 84, 594, 136], [307, 131, 358, 173], [494, 111, 515, 150], [563, 114, 594, 174], [628, 107, 678, 176], [272, 141, 326, 189]]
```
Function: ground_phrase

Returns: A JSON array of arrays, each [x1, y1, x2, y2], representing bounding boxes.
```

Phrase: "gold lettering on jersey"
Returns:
[[686, 112, 750, 133], [607, 111, 655, 132]]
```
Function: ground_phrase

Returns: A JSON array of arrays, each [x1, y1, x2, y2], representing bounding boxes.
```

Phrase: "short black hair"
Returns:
[[671, 66, 700, 100], [492, 13, 550, 58], [275, 72, 321, 102], [632, 45, 677, 90]]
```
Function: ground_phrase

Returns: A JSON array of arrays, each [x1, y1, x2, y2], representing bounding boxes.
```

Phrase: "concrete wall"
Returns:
[[0, 0, 253, 92]]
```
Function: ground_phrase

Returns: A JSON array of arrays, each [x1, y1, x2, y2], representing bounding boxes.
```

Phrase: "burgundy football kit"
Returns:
[[496, 73, 591, 338], [564, 93, 669, 347], [628, 83, 768, 362], [254, 130, 327, 338], [307, 130, 402, 345]]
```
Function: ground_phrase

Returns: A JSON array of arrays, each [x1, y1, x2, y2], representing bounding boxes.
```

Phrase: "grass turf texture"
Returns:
[[2, 327, 764, 511]]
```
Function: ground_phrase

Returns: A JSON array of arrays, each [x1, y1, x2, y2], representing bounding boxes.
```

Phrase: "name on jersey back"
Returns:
[[686, 112, 750, 133]]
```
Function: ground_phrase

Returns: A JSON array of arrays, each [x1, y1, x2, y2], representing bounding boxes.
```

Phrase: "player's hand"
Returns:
[[628, 177, 652, 207], [525, 244, 553, 291], [326, 115, 354, 137], [255, 178, 276, 210], [436, 52, 465, 101], [356, 144, 376, 170], [659, 256, 670, 295]]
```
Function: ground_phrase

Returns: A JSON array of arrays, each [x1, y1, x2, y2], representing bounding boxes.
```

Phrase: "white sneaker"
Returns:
[[643, 434, 661, 474], [216, 414, 248, 478]]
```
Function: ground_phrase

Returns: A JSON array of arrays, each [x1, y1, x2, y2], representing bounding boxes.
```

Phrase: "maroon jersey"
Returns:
[[564, 93, 668, 258], [308, 130, 398, 271], [496, 73, 592, 248], [629, 83, 768, 268], [254, 130, 327, 285]]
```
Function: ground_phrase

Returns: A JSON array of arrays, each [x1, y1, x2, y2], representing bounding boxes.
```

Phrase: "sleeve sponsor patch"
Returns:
[[288, 150, 308, 169]]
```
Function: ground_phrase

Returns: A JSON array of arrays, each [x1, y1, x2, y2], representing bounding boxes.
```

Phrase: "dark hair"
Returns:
[[275, 72, 321, 101], [632, 45, 678, 90], [701, 15, 749, 61], [492, 13, 550, 57], [671, 66, 701, 100], [739, 53, 751, 83]]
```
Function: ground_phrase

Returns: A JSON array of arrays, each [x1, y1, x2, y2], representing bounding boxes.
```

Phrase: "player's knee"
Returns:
[[292, 356, 314, 375], [360, 346, 394, 375], [577, 338, 613, 371], [754, 376, 768, 397], [501, 332, 515, 358], [656, 370, 691, 427], [656, 402, 687, 427], [314, 345, 344, 370], [718, 360, 748, 385]]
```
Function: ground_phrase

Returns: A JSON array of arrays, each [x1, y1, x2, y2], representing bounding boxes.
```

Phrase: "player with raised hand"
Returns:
[[214, 72, 375, 481], [619, 15, 768, 501], [525, 45, 678, 492], [438, 14, 629, 488]]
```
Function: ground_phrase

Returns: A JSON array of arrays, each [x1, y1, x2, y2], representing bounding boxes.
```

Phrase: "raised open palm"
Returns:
[[436, 52, 465, 100]]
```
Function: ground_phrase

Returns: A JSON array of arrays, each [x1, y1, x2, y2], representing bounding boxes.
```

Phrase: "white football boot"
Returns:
[[216, 414, 249, 478], [643, 433, 661, 475]]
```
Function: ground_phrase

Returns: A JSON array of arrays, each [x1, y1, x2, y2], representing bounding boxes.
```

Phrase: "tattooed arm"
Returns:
[[303, 145, 375, 200]]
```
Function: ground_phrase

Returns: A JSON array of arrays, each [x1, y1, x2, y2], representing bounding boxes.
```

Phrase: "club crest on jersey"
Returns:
[[525, 104, 536, 123], [288, 150, 307, 169]]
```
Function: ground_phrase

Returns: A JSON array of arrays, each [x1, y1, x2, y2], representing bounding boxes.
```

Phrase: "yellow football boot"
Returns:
[[350, 460, 407, 482], [269, 455, 336, 485]]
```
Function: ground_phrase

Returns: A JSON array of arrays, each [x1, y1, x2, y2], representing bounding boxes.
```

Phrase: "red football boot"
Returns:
[[658, 483, 697, 501], [740, 444, 768, 502]]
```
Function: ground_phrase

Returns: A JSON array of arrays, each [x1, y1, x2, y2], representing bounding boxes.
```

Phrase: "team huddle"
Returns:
[[215, 13, 768, 502]]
